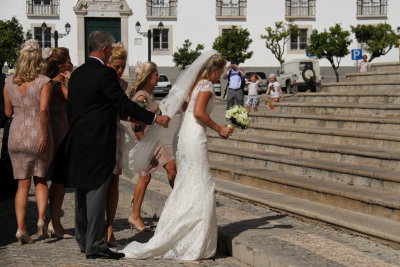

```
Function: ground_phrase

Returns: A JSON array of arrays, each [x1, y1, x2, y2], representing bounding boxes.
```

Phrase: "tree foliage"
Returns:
[[260, 21, 299, 65], [0, 17, 24, 70], [212, 26, 253, 63], [307, 24, 352, 82], [351, 23, 400, 62], [172, 39, 205, 70]]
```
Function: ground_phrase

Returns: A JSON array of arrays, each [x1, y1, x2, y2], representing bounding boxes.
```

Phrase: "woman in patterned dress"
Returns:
[[43, 47, 73, 239], [127, 62, 177, 230], [3, 40, 53, 244]]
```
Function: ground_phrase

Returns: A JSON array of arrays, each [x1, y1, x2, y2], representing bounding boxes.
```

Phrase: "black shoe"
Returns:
[[86, 248, 125, 259]]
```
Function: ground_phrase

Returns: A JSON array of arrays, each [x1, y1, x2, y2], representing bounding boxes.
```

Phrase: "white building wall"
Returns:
[[1, 0, 400, 69]]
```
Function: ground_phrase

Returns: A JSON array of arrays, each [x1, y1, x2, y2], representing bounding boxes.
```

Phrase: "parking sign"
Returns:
[[351, 49, 362, 60]]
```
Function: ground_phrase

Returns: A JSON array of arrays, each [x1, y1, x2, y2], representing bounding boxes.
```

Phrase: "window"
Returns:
[[216, 0, 247, 17], [285, 0, 316, 17], [147, 0, 177, 17], [357, 0, 387, 16], [152, 29, 169, 50], [27, 0, 59, 16], [290, 28, 308, 50], [34, 26, 52, 48]]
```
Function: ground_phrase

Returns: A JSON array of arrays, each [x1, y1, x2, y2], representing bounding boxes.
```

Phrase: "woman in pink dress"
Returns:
[[43, 47, 73, 239], [3, 40, 53, 244], [127, 62, 177, 230]]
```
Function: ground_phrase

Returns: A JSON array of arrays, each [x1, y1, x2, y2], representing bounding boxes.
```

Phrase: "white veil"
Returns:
[[129, 50, 219, 172]]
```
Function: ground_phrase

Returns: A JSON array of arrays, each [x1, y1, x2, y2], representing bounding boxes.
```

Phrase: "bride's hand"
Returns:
[[219, 125, 234, 139]]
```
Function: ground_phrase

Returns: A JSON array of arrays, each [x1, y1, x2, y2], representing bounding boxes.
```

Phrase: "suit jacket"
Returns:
[[59, 57, 155, 190]]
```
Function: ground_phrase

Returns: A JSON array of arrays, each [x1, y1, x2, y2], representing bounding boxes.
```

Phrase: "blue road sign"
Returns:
[[351, 49, 363, 60], [306, 50, 314, 57]]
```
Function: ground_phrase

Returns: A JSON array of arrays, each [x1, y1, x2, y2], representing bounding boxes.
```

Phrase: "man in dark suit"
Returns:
[[63, 31, 170, 259]]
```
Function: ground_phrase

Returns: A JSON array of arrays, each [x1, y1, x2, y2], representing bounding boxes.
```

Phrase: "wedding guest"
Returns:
[[244, 73, 262, 113], [358, 55, 371, 73], [127, 61, 177, 231], [266, 73, 284, 109], [3, 39, 53, 244], [121, 51, 233, 260], [105, 43, 129, 246], [43, 47, 73, 239], [52, 31, 170, 260], [1, 71, 17, 201]]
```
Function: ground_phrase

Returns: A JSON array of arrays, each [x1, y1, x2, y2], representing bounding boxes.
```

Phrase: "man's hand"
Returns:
[[155, 114, 171, 127]]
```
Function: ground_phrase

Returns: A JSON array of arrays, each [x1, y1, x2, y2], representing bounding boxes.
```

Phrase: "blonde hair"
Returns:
[[108, 45, 127, 64], [194, 53, 227, 84], [127, 61, 157, 99], [13, 39, 44, 86], [44, 47, 70, 79]]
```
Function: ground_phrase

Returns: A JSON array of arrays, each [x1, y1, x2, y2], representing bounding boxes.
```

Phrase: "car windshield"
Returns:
[[158, 75, 169, 82], [299, 62, 313, 71]]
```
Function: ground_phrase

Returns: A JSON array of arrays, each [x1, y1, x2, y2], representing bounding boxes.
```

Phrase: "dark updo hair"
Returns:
[[44, 47, 70, 79]]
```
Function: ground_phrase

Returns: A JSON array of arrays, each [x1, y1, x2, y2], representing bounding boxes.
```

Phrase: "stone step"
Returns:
[[272, 102, 400, 117], [215, 178, 400, 249], [321, 81, 400, 93], [346, 71, 400, 82], [371, 61, 400, 73], [210, 161, 400, 221], [208, 144, 400, 193], [208, 133, 400, 171], [242, 124, 400, 151], [250, 112, 400, 132], [295, 92, 400, 104]]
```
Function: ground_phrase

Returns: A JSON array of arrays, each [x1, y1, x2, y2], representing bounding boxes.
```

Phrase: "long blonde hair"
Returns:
[[13, 39, 44, 86], [127, 61, 157, 99], [44, 47, 70, 79], [193, 54, 227, 85]]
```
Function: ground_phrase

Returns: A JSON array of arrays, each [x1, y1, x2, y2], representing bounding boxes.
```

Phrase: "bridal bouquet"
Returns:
[[135, 99, 148, 109], [225, 105, 250, 129]]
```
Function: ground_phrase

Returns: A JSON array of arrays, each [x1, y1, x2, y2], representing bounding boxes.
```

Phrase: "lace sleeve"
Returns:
[[197, 80, 214, 93]]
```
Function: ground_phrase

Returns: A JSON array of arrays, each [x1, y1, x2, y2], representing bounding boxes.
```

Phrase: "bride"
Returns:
[[121, 51, 233, 260]]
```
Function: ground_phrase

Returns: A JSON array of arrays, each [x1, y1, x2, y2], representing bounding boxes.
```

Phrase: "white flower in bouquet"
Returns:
[[225, 105, 250, 129], [8, 68, 15, 75]]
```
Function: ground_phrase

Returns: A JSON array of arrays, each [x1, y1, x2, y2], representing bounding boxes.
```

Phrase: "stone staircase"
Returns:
[[208, 62, 400, 248]]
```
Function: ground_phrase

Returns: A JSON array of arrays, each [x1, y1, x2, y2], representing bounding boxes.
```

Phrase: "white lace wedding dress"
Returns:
[[121, 79, 217, 260]]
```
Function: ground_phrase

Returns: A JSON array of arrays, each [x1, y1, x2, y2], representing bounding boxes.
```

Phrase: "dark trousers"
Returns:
[[227, 88, 244, 110], [75, 177, 111, 255], [0, 118, 17, 201]]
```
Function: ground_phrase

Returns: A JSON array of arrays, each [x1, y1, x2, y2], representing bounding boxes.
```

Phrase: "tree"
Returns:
[[212, 26, 253, 63], [351, 23, 400, 62], [260, 21, 299, 65], [307, 24, 352, 82], [0, 17, 24, 70], [172, 39, 205, 70]]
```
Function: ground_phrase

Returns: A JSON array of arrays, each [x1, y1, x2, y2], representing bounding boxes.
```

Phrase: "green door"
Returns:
[[85, 18, 121, 58]]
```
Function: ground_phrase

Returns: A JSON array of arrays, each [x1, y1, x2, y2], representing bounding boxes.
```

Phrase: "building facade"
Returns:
[[1, 0, 400, 70]]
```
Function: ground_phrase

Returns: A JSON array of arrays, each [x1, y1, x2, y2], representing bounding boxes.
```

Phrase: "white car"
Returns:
[[277, 58, 322, 94], [153, 74, 172, 96]]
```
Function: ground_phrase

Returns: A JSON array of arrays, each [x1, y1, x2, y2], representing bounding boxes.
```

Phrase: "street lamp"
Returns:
[[41, 22, 71, 48], [135, 21, 164, 61]]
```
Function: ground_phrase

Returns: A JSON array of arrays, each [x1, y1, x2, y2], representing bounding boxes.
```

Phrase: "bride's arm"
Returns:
[[193, 91, 233, 138]]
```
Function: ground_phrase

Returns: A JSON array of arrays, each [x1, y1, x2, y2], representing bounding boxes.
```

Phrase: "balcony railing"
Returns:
[[285, 0, 316, 17], [216, 0, 247, 17], [26, 0, 59, 16], [357, 0, 387, 16], [147, 0, 177, 17]]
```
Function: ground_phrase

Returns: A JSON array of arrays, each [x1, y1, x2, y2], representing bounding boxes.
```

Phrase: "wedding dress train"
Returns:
[[121, 80, 217, 260]]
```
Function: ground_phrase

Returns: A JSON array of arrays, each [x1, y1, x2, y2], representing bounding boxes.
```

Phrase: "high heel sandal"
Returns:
[[15, 230, 33, 245], [48, 221, 73, 239], [128, 215, 148, 231], [37, 219, 48, 238]]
